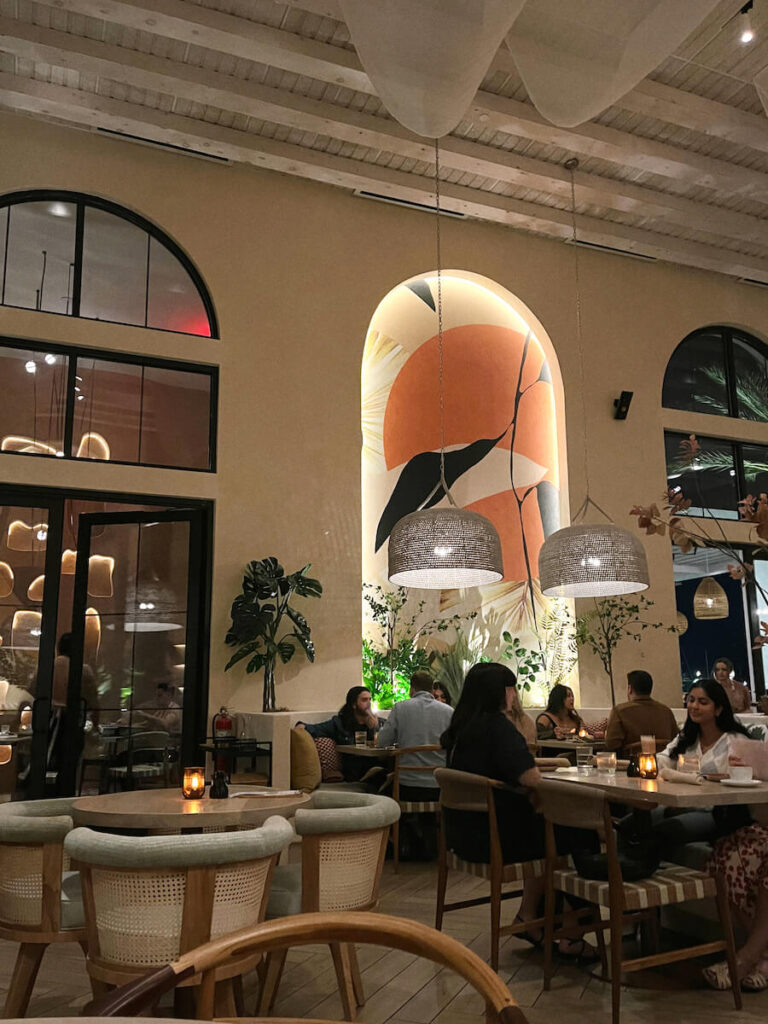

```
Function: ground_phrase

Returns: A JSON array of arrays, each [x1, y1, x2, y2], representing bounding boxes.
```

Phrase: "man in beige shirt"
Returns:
[[604, 670, 679, 757]]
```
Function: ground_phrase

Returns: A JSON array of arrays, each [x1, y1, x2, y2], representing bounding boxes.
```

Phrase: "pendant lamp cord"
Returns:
[[566, 157, 613, 527], [435, 137, 457, 508]]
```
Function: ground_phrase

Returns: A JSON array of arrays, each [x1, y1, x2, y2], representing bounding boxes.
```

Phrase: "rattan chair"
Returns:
[[261, 790, 400, 1017], [390, 743, 443, 873], [538, 779, 742, 1024], [84, 911, 529, 1023], [434, 767, 574, 972], [64, 814, 294, 1013], [0, 797, 86, 1017]]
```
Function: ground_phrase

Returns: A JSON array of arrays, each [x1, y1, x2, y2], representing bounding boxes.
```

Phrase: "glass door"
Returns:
[[56, 508, 209, 795], [0, 492, 63, 800]]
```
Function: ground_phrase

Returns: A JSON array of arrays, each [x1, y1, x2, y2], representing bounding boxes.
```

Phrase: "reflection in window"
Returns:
[[0, 192, 216, 337], [663, 326, 768, 422], [742, 444, 768, 498], [2, 201, 76, 315], [665, 431, 738, 520], [81, 208, 149, 327], [733, 336, 768, 422], [0, 348, 68, 458], [0, 340, 215, 472]]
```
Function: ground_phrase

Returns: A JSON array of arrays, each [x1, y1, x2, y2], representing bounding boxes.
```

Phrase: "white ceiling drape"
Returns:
[[341, 0, 728, 135]]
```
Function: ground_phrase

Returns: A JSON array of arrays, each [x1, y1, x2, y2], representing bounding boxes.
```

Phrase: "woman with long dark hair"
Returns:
[[535, 683, 583, 740], [659, 678, 750, 774], [441, 662, 598, 960]]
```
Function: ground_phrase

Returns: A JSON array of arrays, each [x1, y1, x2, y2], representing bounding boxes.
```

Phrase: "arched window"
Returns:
[[663, 325, 768, 421], [0, 191, 217, 338]]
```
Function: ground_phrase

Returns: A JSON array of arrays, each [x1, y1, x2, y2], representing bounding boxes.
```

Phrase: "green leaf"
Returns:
[[224, 641, 261, 671], [277, 640, 296, 664]]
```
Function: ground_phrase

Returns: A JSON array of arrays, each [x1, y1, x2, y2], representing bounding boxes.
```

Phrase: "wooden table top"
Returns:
[[72, 786, 310, 830], [336, 745, 397, 758], [541, 770, 768, 808]]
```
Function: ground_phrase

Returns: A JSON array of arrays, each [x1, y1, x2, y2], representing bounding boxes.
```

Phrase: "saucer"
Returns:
[[721, 778, 762, 788]]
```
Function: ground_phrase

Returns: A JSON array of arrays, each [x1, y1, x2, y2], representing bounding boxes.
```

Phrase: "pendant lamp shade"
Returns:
[[0, 562, 13, 599], [538, 523, 650, 598], [675, 611, 689, 636], [388, 507, 503, 589], [693, 576, 729, 620]]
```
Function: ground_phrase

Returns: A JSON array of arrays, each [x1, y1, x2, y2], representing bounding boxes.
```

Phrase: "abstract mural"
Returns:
[[362, 270, 575, 703]]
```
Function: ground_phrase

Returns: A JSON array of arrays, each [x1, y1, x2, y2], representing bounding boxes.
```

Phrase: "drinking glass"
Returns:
[[576, 749, 593, 774], [595, 751, 617, 775], [678, 753, 701, 774], [354, 731, 367, 747], [640, 734, 656, 754]]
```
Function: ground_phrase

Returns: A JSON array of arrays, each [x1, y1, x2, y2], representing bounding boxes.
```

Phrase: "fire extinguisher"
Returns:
[[212, 707, 233, 773]]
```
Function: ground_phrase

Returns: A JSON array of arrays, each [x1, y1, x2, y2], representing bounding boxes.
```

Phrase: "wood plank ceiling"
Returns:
[[1, 0, 768, 283]]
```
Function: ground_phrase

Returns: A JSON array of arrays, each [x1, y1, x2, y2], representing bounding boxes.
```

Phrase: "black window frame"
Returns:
[[663, 325, 768, 420], [0, 189, 218, 339], [665, 429, 768, 521], [0, 335, 218, 473]]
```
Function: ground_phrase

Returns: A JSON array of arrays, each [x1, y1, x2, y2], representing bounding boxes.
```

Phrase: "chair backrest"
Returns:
[[86, 911, 529, 1024], [294, 791, 400, 913], [392, 744, 443, 797], [535, 779, 610, 834], [434, 767, 497, 813], [0, 743, 18, 797], [65, 815, 294, 968], [0, 798, 77, 934]]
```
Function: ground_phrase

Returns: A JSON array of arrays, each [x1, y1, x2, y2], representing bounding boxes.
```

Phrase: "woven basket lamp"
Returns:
[[675, 611, 689, 636], [387, 139, 503, 590], [539, 523, 649, 598], [693, 576, 729, 620]]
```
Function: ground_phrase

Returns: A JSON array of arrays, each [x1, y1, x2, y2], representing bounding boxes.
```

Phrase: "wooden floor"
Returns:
[[1, 860, 767, 1023]]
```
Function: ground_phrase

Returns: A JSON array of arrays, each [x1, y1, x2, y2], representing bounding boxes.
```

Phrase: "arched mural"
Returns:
[[362, 270, 576, 707]]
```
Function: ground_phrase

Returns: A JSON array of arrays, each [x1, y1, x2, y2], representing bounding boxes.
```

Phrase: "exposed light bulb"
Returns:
[[44, 353, 56, 365], [55, 450, 64, 458], [36, 529, 47, 542], [77, 395, 84, 401], [25, 360, 36, 374], [48, 202, 70, 217]]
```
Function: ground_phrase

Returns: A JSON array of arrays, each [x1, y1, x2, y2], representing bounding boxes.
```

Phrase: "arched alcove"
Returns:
[[361, 270, 573, 706]]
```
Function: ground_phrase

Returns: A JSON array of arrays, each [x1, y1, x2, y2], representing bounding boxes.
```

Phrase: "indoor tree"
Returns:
[[224, 557, 322, 712]]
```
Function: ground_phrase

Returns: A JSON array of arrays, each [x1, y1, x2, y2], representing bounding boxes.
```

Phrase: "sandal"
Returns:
[[742, 971, 768, 992], [557, 938, 600, 964], [702, 962, 732, 990], [511, 914, 543, 948]]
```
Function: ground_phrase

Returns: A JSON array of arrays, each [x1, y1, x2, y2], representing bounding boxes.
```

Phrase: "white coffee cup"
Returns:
[[730, 764, 753, 782]]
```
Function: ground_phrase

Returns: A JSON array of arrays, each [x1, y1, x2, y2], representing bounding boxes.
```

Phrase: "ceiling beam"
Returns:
[[39, 0, 768, 201], [4, 15, 768, 247], [2, 71, 767, 285]]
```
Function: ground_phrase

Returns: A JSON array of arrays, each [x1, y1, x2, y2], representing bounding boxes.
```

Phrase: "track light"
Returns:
[[740, 1, 755, 43]]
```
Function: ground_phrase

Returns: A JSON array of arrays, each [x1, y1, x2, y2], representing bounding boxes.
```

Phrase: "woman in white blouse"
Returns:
[[658, 679, 751, 775]]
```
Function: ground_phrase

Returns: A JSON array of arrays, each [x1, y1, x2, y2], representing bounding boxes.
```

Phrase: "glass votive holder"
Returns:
[[595, 751, 617, 775], [182, 767, 206, 799], [638, 753, 658, 779], [18, 706, 32, 732]]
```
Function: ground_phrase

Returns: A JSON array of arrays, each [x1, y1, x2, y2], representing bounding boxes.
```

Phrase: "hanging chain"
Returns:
[[434, 137, 457, 507], [566, 156, 592, 507]]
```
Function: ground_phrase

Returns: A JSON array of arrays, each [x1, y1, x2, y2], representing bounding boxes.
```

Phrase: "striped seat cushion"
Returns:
[[447, 851, 548, 883], [554, 862, 716, 911], [108, 765, 164, 778], [399, 800, 439, 813]]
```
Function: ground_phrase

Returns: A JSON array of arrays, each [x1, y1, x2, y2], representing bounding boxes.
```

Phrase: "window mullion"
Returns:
[[71, 201, 85, 318]]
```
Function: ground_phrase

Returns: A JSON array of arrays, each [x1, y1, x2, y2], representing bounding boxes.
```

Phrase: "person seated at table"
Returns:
[[377, 671, 453, 801], [441, 663, 599, 961], [714, 657, 752, 714], [117, 683, 182, 734], [297, 686, 384, 782], [504, 680, 536, 746], [604, 669, 678, 758], [431, 682, 452, 707], [536, 684, 584, 740]]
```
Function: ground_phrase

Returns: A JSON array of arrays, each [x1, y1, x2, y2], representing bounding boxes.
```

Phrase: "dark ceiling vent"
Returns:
[[96, 127, 230, 163], [353, 189, 465, 217], [565, 237, 656, 262]]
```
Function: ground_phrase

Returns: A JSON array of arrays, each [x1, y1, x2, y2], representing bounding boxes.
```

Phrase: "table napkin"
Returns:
[[660, 768, 704, 786], [231, 789, 302, 798]]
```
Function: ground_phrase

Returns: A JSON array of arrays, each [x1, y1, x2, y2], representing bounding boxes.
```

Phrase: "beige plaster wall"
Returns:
[[2, 111, 768, 713]]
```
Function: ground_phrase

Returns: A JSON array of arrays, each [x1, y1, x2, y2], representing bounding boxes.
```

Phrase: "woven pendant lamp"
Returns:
[[388, 140, 503, 590], [693, 576, 728, 620], [675, 611, 689, 636], [537, 159, 649, 599]]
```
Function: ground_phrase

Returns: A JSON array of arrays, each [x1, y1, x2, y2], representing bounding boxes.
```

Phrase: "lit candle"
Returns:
[[578, 728, 588, 739], [19, 707, 32, 732], [182, 767, 206, 799], [638, 753, 658, 780]]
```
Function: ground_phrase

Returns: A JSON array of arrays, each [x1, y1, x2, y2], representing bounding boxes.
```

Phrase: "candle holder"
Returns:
[[18, 706, 32, 733], [182, 767, 206, 799], [638, 753, 658, 780], [578, 728, 588, 740]]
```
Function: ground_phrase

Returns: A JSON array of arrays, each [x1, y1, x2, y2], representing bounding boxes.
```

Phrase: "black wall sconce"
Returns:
[[613, 391, 633, 420]]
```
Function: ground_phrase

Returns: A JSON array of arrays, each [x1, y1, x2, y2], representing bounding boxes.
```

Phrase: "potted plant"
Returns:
[[224, 557, 322, 712]]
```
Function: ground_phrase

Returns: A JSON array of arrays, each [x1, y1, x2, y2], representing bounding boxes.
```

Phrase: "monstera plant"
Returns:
[[224, 557, 322, 712]]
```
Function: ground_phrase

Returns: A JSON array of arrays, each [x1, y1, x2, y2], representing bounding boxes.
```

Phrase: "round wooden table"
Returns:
[[72, 786, 310, 832]]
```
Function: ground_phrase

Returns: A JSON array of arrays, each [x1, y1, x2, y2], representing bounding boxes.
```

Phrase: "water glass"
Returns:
[[640, 734, 656, 754], [678, 754, 701, 774], [595, 751, 617, 775], [354, 731, 367, 747], [576, 749, 593, 774]]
